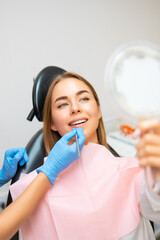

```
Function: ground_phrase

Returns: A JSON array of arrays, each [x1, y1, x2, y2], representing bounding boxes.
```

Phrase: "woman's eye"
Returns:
[[80, 97, 89, 102], [57, 103, 68, 108]]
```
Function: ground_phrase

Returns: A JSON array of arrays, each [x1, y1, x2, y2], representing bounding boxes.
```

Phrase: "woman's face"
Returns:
[[50, 77, 101, 144]]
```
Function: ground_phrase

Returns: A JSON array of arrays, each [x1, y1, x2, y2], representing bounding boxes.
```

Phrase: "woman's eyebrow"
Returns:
[[54, 90, 90, 104], [54, 96, 68, 104], [76, 90, 89, 96]]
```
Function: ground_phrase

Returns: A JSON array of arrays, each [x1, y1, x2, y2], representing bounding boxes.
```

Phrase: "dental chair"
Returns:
[[7, 65, 119, 240]]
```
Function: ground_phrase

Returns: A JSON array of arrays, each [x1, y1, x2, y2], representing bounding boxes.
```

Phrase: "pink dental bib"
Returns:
[[10, 143, 144, 240]]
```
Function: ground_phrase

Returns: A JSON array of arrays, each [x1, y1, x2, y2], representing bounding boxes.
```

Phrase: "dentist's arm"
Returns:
[[0, 128, 85, 240], [0, 172, 51, 240]]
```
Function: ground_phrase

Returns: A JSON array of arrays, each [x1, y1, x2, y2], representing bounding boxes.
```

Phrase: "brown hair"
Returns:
[[43, 72, 108, 155]]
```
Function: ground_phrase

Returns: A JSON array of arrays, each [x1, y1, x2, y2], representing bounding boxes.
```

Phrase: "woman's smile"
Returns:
[[69, 118, 88, 127]]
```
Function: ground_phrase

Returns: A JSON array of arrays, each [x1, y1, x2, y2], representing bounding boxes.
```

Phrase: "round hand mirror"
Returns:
[[104, 41, 160, 124]]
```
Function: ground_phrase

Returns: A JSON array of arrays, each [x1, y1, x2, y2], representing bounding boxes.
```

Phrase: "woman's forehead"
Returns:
[[52, 77, 92, 97]]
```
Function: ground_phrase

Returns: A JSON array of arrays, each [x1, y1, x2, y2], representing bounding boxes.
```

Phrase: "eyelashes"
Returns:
[[80, 97, 89, 102], [57, 97, 90, 109], [57, 103, 68, 108]]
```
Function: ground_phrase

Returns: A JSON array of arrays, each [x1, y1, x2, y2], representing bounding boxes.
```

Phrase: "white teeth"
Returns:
[[70, 119, 87, 126]]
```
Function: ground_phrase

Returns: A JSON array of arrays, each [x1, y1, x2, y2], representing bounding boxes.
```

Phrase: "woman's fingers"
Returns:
[[137, 144, 160, 158], [138, 156, 160, 168], [136, 120, 160, 168], [139, 119, 160, 134]]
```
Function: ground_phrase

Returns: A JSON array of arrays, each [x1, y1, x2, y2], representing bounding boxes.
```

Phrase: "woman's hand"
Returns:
[[136, 119, 160, 168], [37, 128, 86, 185]]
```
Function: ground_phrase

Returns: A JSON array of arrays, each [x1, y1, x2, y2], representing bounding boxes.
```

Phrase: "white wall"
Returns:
[[0, 0, 160, 171]]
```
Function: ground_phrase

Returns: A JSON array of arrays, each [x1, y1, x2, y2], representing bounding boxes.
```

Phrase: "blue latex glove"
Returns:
[[0, 148, 29, 187], [37, 128, 85, 185]]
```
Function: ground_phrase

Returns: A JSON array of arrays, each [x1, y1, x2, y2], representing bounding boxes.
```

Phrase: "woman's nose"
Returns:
[[71, 102, 81, 115]]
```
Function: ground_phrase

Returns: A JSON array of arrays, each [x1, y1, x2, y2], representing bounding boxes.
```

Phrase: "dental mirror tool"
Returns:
[[75, 133, 80, 157]]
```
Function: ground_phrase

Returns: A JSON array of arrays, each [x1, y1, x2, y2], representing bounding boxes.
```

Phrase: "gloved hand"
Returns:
[[0, 148, 29, 187], [37, 128, 85, 185]]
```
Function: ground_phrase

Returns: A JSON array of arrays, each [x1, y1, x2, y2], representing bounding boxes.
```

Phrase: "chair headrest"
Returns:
[[27, 66, 66, 122]]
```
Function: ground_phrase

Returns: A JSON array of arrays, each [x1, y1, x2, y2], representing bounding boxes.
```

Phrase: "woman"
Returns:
[[42, 72, 107, 154], [10, 72, 160, 240]]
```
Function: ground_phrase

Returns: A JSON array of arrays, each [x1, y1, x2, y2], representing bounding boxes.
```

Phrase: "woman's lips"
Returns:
[[69, 119, 88, 127]]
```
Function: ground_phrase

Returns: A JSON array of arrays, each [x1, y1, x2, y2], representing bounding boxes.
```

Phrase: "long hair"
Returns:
[[43, 72, 108, 155]]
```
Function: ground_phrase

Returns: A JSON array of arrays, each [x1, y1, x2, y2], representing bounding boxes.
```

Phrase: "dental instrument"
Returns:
[[75, 133, 80, 157]]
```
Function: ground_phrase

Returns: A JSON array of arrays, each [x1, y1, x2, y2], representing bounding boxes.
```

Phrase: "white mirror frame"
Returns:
[[105, 41, 160, 124]]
